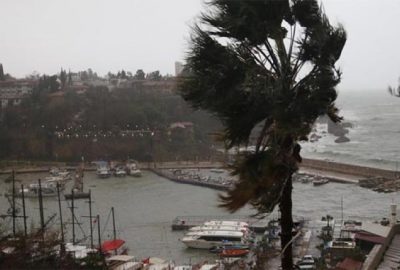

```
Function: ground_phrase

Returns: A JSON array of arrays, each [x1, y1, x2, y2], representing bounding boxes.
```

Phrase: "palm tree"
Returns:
[[179, 0, 346, 269]]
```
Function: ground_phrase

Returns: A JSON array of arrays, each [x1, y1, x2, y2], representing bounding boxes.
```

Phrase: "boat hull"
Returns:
[[181, 239, 242, 249]]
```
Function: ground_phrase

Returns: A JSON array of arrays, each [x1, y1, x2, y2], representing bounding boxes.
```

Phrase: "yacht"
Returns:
[[203, 220, 248, 227], [16, 182, 60, 198], [189, 225, 248, 233], [180, 230, 245, 249]]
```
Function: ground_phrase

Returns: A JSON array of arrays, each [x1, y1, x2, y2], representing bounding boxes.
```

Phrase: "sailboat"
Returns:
[[64, 165, 90, 200]]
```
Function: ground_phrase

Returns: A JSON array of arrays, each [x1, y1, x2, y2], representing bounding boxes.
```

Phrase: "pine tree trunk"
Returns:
[[280, 175, 294, 270]]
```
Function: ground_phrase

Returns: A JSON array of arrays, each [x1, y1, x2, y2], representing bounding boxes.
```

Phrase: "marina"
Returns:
[[1, 168, 399, 266]]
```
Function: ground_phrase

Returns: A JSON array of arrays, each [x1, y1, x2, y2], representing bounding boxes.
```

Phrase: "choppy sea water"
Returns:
[[301, 89, 400, 170], [0, 170, 398, 264]]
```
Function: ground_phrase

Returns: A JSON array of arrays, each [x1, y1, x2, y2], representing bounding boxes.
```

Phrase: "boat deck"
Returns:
[[171, 215, 270, 233]]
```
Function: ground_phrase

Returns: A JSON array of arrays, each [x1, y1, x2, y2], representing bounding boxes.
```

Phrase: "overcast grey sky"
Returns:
[[1, 0, 399, 91]]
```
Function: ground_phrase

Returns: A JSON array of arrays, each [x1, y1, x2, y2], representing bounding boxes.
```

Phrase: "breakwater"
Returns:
[[1, 158, 398, 181], [301, 158, 399, 179], [149, 168, 228, 191]]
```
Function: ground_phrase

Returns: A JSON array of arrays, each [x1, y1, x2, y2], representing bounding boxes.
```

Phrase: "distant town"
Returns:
[[0, 62, 223, 162]]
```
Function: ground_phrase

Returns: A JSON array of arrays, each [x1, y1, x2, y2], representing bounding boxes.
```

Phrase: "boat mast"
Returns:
[[97, 214, 101, 252], [88, 190, 94, 249], [21, 184, 27, 237], [57, 183, 65, 250], [71, 189, 75, 245], [111, 207, 116, 241], [111, 207, 117, 254], [12, 170, 16, 237], [38, 179, 45, 236]]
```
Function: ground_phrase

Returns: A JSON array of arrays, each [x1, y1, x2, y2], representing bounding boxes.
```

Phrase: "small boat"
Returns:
[[313, 179, 329, 186], [64, 190, 90, 200], [219, 248, 249, 257], [97, 167, 112, 178], [101, 239, 125, 253], [126, 160, 142, 177], [65, 165, 90, 200], [189, 225, 248, 232], [49, 167, 71, 179], [106, 255, 142, 270], [115, 167, 127, 177], [17, 182, 60, 198], [203, 220, 248, 227], [209, 244, 249, 253]]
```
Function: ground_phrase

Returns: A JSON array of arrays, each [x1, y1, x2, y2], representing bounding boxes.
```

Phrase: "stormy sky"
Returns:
[[0, 0, 399, 91]]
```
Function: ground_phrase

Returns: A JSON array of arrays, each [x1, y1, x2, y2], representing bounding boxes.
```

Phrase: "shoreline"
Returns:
[[1, 158, 398, 184]]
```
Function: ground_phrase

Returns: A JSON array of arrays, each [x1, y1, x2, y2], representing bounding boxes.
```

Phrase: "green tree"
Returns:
[[120, 70, 127, 79], [134, 69, 145, 80], [179, 1, 346, 269], [146, 70, 162, 81], [59, 68, 67, 89]]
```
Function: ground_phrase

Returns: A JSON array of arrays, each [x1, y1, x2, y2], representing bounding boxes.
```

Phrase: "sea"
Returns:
[[1, 89, 400, 264], [302, 89, 400, 170]]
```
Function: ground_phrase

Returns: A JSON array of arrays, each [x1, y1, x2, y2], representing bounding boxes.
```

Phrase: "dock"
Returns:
[[171, 215, 270, 233]]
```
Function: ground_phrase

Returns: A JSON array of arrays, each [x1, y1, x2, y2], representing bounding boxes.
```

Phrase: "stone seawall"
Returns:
[[149, 168, 228, 191], [301, 158, 398, 179]]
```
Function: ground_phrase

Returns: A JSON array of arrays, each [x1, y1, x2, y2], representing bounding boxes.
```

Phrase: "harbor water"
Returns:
[[0, 169, 398, 264]]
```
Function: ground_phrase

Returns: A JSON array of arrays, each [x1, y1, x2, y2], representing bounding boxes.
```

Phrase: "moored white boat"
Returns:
[[130, 169, 142, 177], [115, 167, 127, 177], [126, 160, 142, 177], [203, 220, 248, 227], [97, 167, 112, 178], [106, 255, 142, 270], [6, 181, 62, 198], [189, 225, 248, 233], [180, 230, 244, 249]]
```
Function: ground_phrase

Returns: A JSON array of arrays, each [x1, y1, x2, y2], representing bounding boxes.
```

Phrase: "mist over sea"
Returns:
[[301, 89, 400, 170]]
